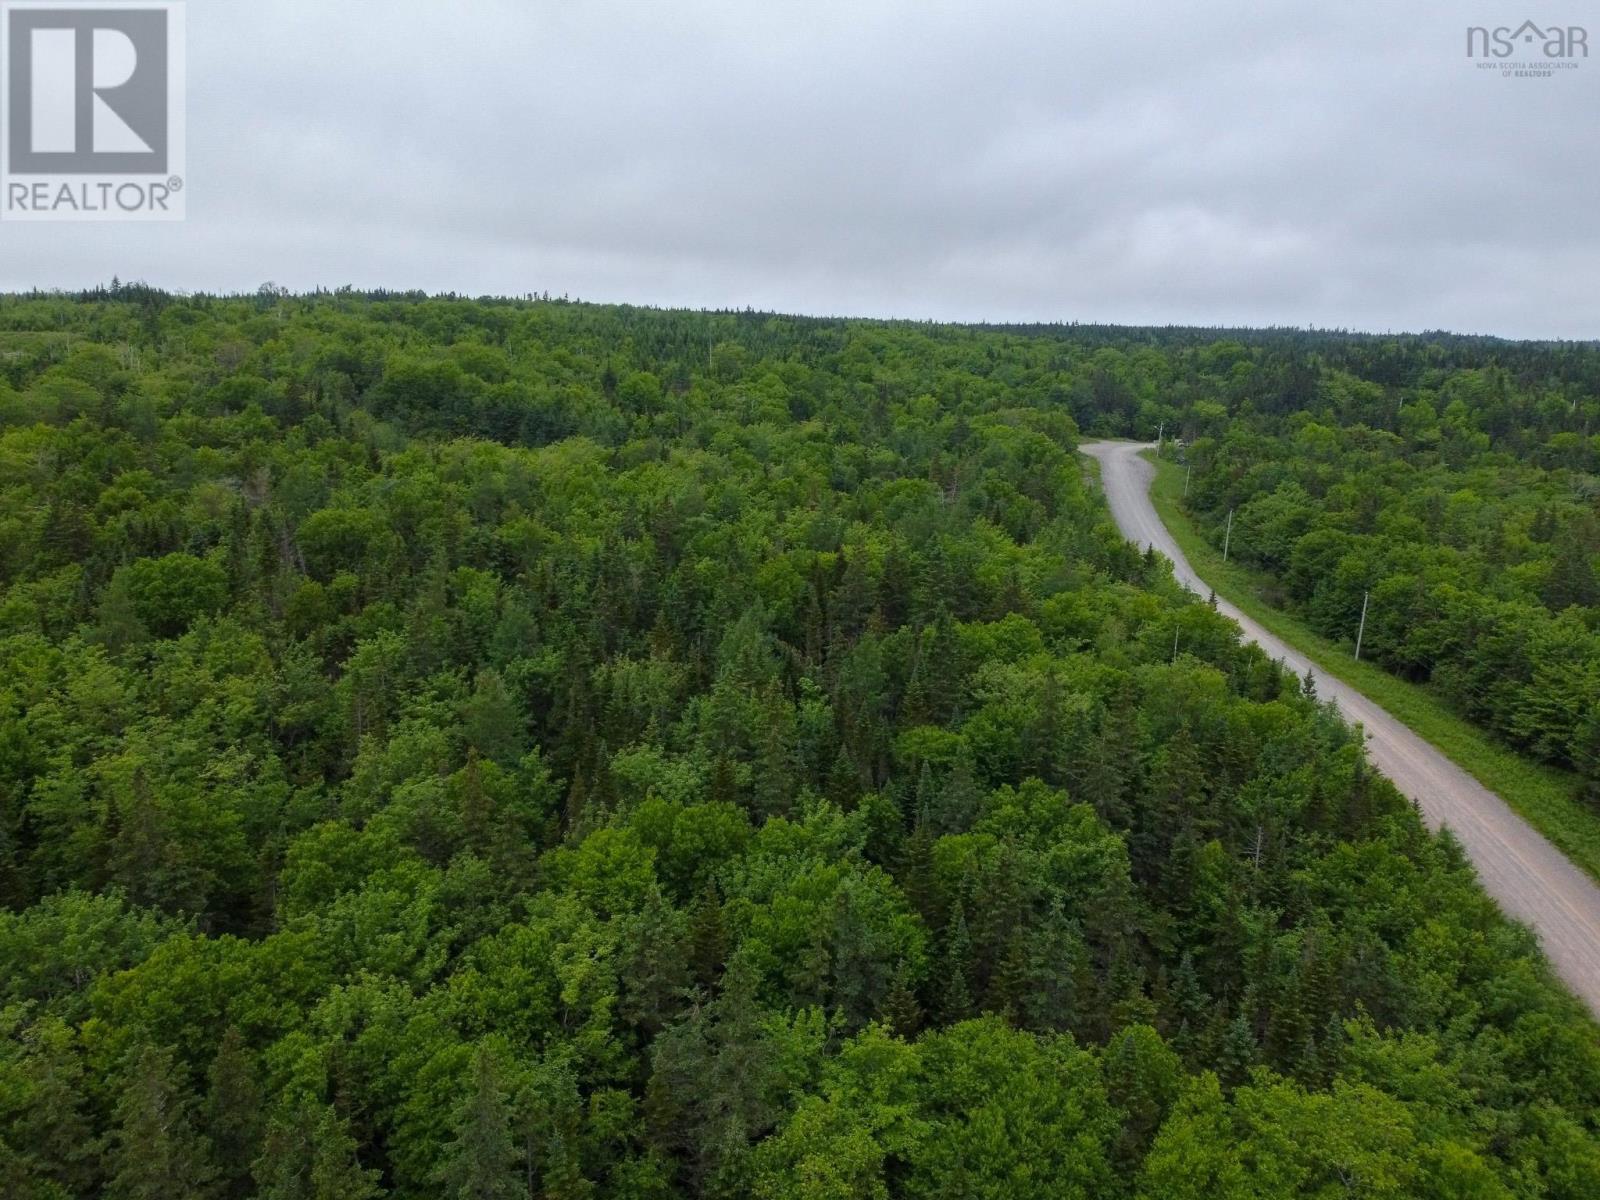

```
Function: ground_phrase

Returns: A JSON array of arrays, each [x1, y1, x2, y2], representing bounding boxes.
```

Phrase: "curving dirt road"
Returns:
[[1083, 439, 1600, 1018]]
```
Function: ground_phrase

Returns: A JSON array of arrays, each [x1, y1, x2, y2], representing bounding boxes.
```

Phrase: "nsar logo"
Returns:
[[1466, 21, 1587, 79]]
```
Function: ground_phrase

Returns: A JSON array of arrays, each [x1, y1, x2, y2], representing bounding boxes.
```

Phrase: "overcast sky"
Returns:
[[3, 1, 1597, 338]]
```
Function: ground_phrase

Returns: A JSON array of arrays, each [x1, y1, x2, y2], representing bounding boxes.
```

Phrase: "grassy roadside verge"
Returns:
[[1141, 449, 1600, 885]]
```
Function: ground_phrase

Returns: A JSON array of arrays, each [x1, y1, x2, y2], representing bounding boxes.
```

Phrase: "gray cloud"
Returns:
[[2, 0, 1596, 337]]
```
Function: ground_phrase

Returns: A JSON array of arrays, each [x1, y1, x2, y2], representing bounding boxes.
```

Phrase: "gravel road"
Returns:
[[1083, 439, 1600, 1018]]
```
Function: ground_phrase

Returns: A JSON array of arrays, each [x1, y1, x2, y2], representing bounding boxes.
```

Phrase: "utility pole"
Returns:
[[1172, 625, 1180, 662], [1223, 508, 1234, 563], [1157, 422, 1164, 456], [1184, 462, 1192, 497], [1354, 590, 1370, 661]]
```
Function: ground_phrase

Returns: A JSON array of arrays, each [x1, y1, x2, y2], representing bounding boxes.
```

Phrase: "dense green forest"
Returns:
[[1166, 356, 1600, 803], [2, 287, 1599, 1198]]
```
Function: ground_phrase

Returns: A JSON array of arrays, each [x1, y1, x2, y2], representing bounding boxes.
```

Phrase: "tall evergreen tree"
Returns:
[[435, 1046, 522, 1200], [107, 1045, 218, 1200], [206, 1027, 263, 1200], [253, 1101, 381, 1200]]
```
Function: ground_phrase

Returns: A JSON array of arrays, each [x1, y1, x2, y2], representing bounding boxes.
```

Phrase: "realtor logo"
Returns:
[[1, 0, 185, 220]]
